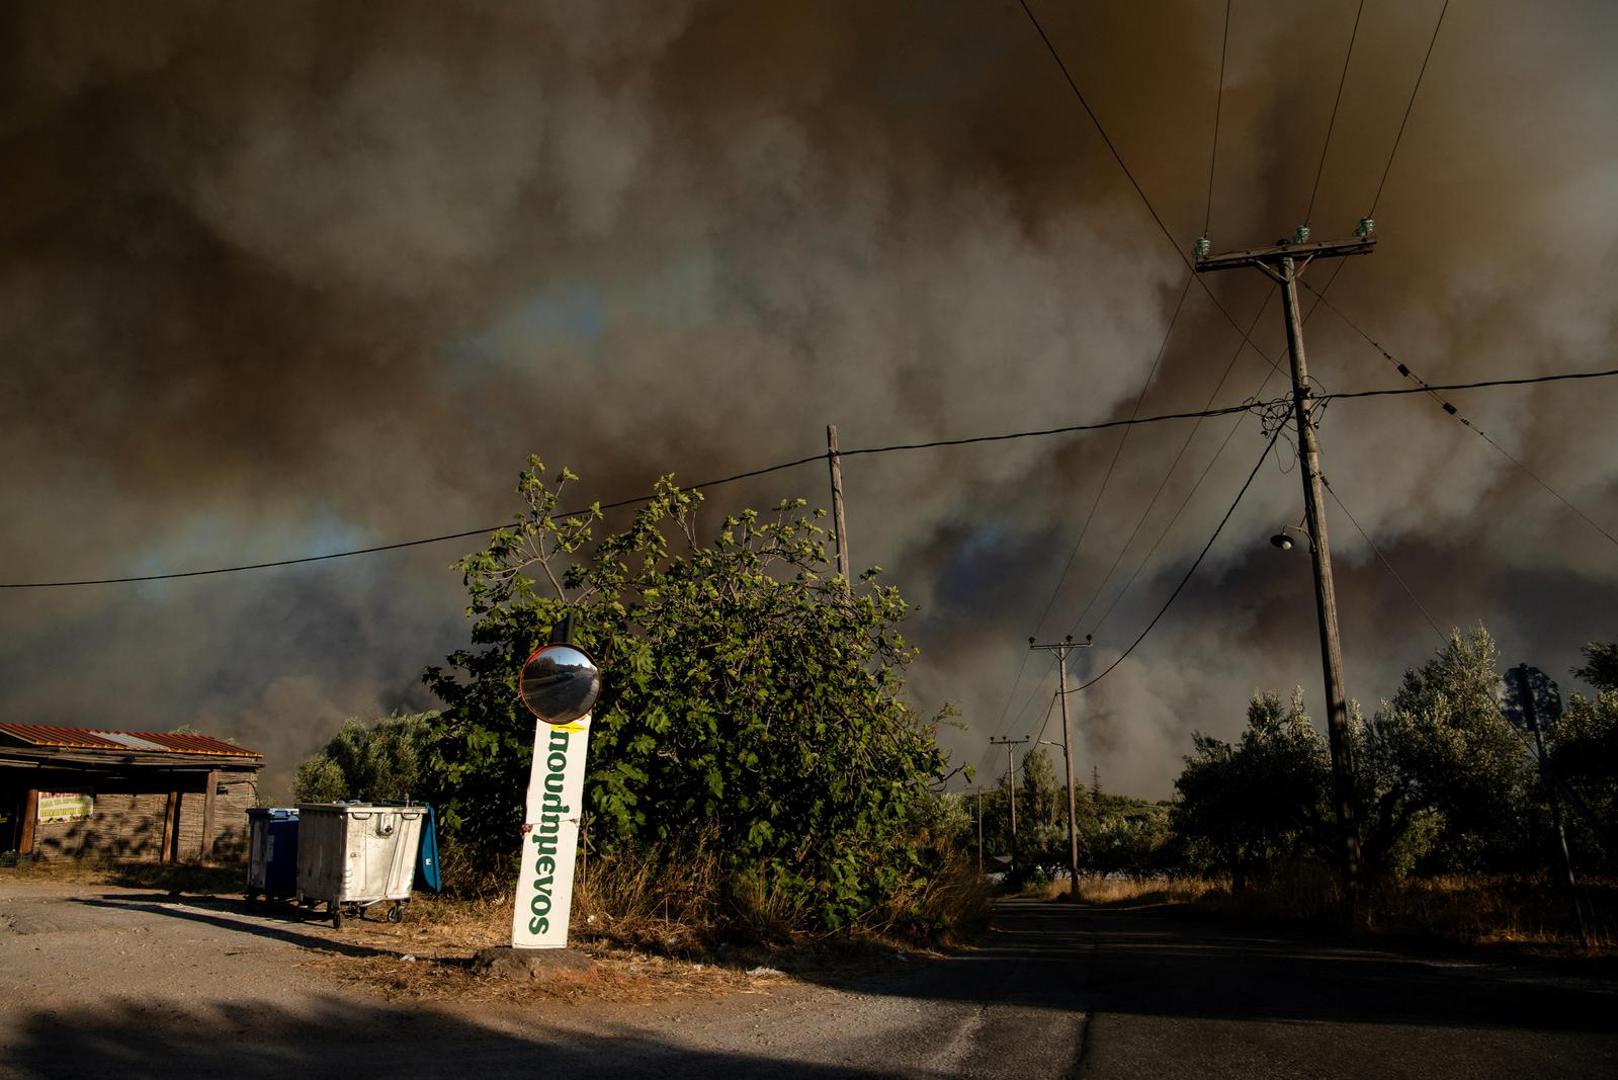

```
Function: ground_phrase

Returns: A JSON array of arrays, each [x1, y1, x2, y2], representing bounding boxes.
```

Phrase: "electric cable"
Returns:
[[1028, 275, 1195, 642], [1011, 0, 1342, 424], [986, 651, 1035, 742], [1075, 418, 1286, 693], [1204, 0, 1232, 237], [1030, 687, 1059, 748], [4, 365, 1612, 590], [1072, 257, 1352, 638], [1305, 0, 1367, 224], [1316, 368, 1618, 403], [0, 399, 1276, 590], [1368, 0, 1450, 216], [1303, 284, 1618, 551], [1064, 288, 1274, 637], [1047, 4, 1233, 640], [1320, 473, 1445, 640]]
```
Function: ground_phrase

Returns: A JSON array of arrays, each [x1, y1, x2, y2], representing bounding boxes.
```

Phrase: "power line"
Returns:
[[1076, 419, 1287, 693], [0, 397, 1280, 590], [1030, 687, 1060, 747], [1030, 275, 1195, 640], [1090, 392, 1255, 638], [1049, 5, 1232, 640], [1065, 288, 1274, 637], [1071, 260, 1348, 639], [1317, 367, 1618, 403], [7, 365, 1613, 590], [986, 650, 1035, 742], [1369, 0, 1450, 216], [1010, 0, 1337, 429], [1204, 0, 1233, 236], [1001, 666, 1059, 743], [1304, 284, 1618, 550], [1305, 0, 1367, 224], [1014, 0, 1184, 274], [1321, 473, 1444, 640], [0, 456, 823, 589]]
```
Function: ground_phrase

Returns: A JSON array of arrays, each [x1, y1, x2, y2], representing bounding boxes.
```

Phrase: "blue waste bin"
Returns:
[[245, 807, 300, 900]]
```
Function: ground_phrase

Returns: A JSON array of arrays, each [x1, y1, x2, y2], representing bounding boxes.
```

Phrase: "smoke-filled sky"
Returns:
[[3, 0, 1616, 799]]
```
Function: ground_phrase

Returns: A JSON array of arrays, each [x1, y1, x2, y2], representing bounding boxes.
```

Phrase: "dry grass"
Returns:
[[1188, 871, 1618, 956], [1076, 876, 1219, 906], [1018, 876, 1217, 906], [1018, 870, 1616, 958], [0, 857, 243, 894]]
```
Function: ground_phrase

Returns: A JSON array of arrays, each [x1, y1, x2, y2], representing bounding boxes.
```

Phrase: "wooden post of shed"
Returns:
[[201, 770, 218, 862], [161, 790, 179, 864], [19, 789, 38, 855]]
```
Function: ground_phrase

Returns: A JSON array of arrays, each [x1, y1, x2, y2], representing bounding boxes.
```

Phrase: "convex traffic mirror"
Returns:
[[518, 644, 601, 726]]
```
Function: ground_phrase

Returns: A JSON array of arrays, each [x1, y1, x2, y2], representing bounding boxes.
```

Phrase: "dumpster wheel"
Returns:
[[330, 903, 343, 930], [387, 901, 404, 924]]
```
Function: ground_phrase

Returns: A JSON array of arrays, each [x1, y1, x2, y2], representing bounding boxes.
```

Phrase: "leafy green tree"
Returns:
[[1012, 748, 1068, 881], [1082, 793, 1173, 879], [1172, 689, 1330, 889], [1547, 641, 1618, 870], [293, 711, 435, 803], [1572, 641, 1618, 693], [422, 459, 955, 926], [1357, 628, 1531, 877]]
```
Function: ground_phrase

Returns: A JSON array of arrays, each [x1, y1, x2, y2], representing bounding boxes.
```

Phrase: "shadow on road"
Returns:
[[6, 995, 900, 1080], [794, 899, 1618, 1036], [70, 895, 399, 959]]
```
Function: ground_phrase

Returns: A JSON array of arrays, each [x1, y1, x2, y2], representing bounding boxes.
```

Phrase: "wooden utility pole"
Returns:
[[1196, 231, 1374, 914], [826, 424, 851, 590], [1030, 635, 1093, 896], [988, 735, 1029, 870], [1514, 665, 1587, 946]]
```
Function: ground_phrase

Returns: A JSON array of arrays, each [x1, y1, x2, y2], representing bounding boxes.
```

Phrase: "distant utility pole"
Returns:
[[1513, 665, 1588, 947], [989, 735, 1030, 870], [1196, 228, 1376, 915], [1030, 634, 1093, 896], [826, 424, 851, 590]]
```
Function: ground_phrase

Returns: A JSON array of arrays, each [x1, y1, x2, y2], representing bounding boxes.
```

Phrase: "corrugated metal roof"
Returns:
[[0, 722, 260, 758]]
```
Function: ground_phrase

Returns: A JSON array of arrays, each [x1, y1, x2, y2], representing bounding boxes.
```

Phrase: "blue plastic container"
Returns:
[[245, 807, 300, 899]]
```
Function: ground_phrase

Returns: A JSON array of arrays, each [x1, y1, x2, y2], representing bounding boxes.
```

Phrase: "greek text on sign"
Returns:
[[38, 792, 94, 823]]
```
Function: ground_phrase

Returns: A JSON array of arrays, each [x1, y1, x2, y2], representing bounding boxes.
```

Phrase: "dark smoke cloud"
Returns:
[[2, 1, 1615, 798]]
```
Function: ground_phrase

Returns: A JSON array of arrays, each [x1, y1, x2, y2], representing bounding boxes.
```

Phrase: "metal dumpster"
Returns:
[[245, 807, 300, 900], [296, 802, 425, 928]]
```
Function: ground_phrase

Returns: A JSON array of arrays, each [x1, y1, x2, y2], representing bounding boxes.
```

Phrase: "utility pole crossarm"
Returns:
[[1194, 235, 1375, 273]]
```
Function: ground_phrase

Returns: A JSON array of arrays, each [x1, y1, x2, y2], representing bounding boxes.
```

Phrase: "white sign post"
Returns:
[[511, 714, 592, 949], [509, 640, 602, 954]]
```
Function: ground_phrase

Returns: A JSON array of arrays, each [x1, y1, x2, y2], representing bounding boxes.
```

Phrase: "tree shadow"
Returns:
[[6, 996, 905, 1080], [781, 899, 1618, 1037], [69, 895, 397, 959]]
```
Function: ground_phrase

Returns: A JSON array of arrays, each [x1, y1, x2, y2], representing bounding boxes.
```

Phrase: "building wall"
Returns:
[[26, 769, 260, 863], [34, 791, 167, 860]]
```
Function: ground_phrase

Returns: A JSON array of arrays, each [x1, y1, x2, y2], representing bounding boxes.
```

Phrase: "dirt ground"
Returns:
[[5, 875, 1615, 1079], [0, 876, 976, 1079]]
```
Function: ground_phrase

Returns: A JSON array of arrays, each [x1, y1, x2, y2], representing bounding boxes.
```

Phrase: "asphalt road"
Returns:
[[2, 882, 1614, 1078]]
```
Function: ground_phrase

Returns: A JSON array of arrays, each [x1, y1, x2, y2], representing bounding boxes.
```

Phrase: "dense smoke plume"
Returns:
[[2, 0, 1615, 797]]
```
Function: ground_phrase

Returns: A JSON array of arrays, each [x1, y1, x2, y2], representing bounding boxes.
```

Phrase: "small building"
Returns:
[[0, 723, 263, 863]]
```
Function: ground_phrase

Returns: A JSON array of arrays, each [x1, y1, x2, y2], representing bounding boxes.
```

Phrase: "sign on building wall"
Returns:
[[38, 792, 93, 823]]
